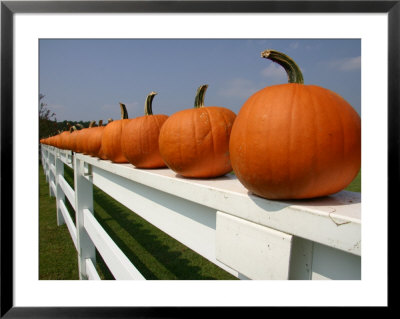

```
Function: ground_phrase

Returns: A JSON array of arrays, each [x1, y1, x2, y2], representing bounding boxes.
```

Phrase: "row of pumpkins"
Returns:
[[40, 50, 361, 200]]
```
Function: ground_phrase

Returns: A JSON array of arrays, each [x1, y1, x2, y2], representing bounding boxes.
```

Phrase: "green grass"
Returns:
[[39, 165, 79, 279], [39, 163, 237, 280]]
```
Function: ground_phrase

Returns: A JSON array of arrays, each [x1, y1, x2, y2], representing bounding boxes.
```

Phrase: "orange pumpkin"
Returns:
[[62, 126, 75, 151], [57, 124, 72, 150], [85, 120, 104, 157], [101, 103, 130, 163], [68, 125, 83, 152], [229, 49, 361, 200], [74, 121, 96, 154], [159, 84, 236, 178], [96, 119, 113, 160], [121, 92, 168, 168], [49, 131, 61, 148]]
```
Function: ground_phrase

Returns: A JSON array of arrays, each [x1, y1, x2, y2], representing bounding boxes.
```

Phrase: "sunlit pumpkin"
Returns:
[[75, 121, 96, 154], [68, 124, 83, 152], [85, 120, 104, 157], [159, 84, 236, 178], [121, 92, 168, 168], [229, 49, 361, 200], [95, 119, 113, 160], [101, 103, 130, 163], [57, 124, 72, 150]]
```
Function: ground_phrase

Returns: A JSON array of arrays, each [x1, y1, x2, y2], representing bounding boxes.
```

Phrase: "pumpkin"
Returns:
[[58, 123, 72, 150], [229, 49, 361, 200], [68, 124, 83, 152], [101, 103, 130, 163], [75, 121, 96, 154], [121, 92, 169, 168], [158, 84, 236, 178], [50, 131, 61, 148], [86, 120, 104, 157], [96, 119, 113, 160], [62, 126, 75, 151]]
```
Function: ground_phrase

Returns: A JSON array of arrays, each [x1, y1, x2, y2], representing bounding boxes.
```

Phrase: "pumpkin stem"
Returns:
[[70, 126, 77, 132], [98, 120, 103, 126], [119, 102, 129, 119], [76, 123, 84, 129], [144, 92, 157, 115], [261, 49, 304, 84], [89, 120, 96, 128], [194, 84, 208, 108], [108, 118, 113, 123]]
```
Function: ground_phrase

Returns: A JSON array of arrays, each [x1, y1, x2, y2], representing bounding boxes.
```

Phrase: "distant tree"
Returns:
[[39, 93, 58, 139]]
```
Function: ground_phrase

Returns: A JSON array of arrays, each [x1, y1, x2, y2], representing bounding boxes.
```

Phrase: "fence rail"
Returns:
[[40, 144, 361, 280]]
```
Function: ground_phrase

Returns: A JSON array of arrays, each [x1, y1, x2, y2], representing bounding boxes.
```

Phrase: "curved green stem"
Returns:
[[194, 84, 208, 108], [119, 102, 129, 119], [261, 49, 304, 84], [144, 91, 157, 115], [89, 120, 96, 128], [98, 120, 103, 126]]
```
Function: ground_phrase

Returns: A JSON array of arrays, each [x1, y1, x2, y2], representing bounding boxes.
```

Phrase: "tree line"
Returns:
[[39, 94, 92, 139]]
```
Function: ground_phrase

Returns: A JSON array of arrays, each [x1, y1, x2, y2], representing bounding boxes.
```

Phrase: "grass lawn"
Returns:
[[39, 163, 237, 280], [39, 164, 79, 279]]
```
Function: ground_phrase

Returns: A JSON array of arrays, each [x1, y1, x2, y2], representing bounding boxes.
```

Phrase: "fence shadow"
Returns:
[[64, 163, 230, 280], [92, 185, 226, 280]]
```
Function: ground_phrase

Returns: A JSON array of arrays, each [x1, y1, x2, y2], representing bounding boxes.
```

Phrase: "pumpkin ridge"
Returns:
[[153, 114, 162, 132], [179, 115, 184, 173], [193, 109, 199, 164], [245, 95, 258, 180], [311, 87, 343, 197], [287, 84, 297, 197], [205, 107, 217, 176], [330, 89, 348, 190], [306, 85, 320, 197]]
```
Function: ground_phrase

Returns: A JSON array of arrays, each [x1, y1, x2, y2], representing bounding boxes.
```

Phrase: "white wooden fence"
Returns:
[[40, 144, 361, 280]]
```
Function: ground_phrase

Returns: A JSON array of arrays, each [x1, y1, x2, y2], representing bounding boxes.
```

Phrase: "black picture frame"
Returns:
[[1, 0, 396, 317]]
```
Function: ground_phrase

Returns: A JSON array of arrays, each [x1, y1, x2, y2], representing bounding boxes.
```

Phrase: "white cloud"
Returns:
[[340, 56, 361, 71], [218, 78, 258, 99], [327, 56, 361, 71]]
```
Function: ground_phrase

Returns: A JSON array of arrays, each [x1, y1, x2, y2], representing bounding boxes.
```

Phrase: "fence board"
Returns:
[[58, 174, 75, 210], [59, 199, 77, 249], [85, 258, 101, 280], [83, 208, 145, 280]]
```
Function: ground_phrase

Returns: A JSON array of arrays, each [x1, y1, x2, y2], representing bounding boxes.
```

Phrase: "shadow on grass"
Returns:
[[92, 188, 219, 280], [63, 162, 235, 280]]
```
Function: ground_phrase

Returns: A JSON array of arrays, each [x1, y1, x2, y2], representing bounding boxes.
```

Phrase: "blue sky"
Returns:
[[39, 39, 361, 122]]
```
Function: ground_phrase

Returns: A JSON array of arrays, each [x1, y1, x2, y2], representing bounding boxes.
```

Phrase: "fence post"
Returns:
[[55, 153, 66, 226], [43, 148, 49, 182], [74, 156, 96, 280], [49, 151, 55, 197]]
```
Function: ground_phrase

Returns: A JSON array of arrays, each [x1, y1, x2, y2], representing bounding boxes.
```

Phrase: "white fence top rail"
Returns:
[[72, 152, 361, 256]]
